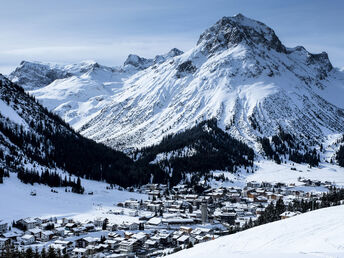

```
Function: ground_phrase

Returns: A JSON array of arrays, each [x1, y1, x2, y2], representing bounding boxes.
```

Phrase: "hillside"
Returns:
[[167, 205, 344, 258], [9, 49, 183, 130], [135, 119, 254, 185], [0, 75, 162, 187]]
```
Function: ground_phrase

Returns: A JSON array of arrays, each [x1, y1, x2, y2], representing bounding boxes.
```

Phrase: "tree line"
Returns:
[[259, 128, 320, 167], [17, 168, 84, 194], [135, 119, 255, 186]]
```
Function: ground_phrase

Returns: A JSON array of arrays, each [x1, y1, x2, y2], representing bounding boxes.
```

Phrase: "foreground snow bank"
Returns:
[[167, 205, 344, 258]]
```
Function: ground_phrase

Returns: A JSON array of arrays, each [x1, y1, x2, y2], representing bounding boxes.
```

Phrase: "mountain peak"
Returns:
[[123, 54, 154, 69], [197, 14, 286, 54]]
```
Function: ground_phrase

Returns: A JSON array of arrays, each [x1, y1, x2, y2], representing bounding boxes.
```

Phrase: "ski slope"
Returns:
[[168, 205, 344, 258]]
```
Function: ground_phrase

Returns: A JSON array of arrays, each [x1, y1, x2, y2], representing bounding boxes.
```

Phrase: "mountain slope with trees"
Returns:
[[134, 119, 254, 185], [0, 74, 162, 187]]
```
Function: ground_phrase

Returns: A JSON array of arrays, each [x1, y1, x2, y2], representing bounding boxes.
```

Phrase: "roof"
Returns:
[[145, 239, 157, 245], [28, 228, 42, 234], [73, 248, 87, 253], [23, 218, 36, 223], [42, 230, 54, 236], [21, 234, 34, 240], [177, 235, 189, 242], [83, 236, 97, 242], [147, 217, 162, 225]]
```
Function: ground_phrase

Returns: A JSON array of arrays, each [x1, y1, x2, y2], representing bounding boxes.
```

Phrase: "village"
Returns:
[[0, 177, 336, 257]]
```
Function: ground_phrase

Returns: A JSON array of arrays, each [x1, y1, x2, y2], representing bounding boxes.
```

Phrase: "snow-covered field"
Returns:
[[209, 159, 344, 189], [168, 205, 344, 258], [0, 173, 147, 224]]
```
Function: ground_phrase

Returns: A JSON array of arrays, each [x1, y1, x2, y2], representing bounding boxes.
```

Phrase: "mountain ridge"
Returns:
[[8, 14, 344, 159]]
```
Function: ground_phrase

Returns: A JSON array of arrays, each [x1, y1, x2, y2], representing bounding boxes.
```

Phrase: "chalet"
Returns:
[[172, 231, 184, 244], [93, 218, 106, 228], [84, 223, 95, 232], [104, 239, 119, 249], [72, 248, 87, 258], [133, 232, 147, 241], [65, 222, 77, 230], [256, 188, 266, 196], [191, 227, 212, 237], [108, 232, 120, 239], [125, 200, 140, 209], [40, 230, 54, 241], [157, 231, 172, 245], [119, 239, 140, 253], [120, 222, 138, 231], [54, 240, 74, 253], [21, 234, 35, 245], [255, 207, 265, 215], [146, 217, 162, 227], [27, 228, 42, 239], [180, 226, 192, 234], [124, 231, 134, 239], [0, 221, 7, 233], [147, 203, 161, 212], [0, 237, 10, 249], [75, 236, 98, 248], [49, 243, 66, 256], [54, 227, 65, 237], [18, 218, 38, 230], [1, 232, 20, 243], [247, 181, 260, 188], [128, 210, 138, 217], [255, 196, 268, 203], [148, 190, 161, 200], [218, 212, 236, 225], [247, 191, 258, 199], [145, 183, 159, 191], [144, 239, 158, 248], [106, 223, 118, 231], [176, 235, 190, 246]]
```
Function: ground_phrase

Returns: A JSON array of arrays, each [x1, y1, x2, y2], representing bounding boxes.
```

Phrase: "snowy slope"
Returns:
[[0, 172, 147, 224], [167, 204, 344, 258], [77, 14, 344, 151], [10, 49, 183, 130]]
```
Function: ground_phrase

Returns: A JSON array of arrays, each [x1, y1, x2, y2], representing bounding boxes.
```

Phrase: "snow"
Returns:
[[76, 16, 344, 151], [167, 205, 344, 258], [8, 15, 344, 153], [249, 159, 344, 185], [0, 99, 27, 128], [208, 159, 344, 189], [0, 173, 147, 224]]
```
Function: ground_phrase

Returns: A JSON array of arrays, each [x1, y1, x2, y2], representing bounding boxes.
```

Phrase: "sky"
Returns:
[[0, 0, 343, 74]]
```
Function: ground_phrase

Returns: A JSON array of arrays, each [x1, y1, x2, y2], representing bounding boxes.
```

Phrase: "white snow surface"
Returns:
[[168, 205, 344, 258], [0, 99, 28, 128], [0, 173, 147, 224]]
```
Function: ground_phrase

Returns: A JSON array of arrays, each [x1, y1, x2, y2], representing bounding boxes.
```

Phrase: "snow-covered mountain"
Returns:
[[9, 49, 183, 130], [167, 204, 344, 258], [78, 14, 344, 151], [10, 14, 344, 153], [0, 74, 160, 187]]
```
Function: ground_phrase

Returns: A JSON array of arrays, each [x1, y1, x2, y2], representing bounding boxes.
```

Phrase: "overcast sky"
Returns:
[[0, 0, 343, 74]]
